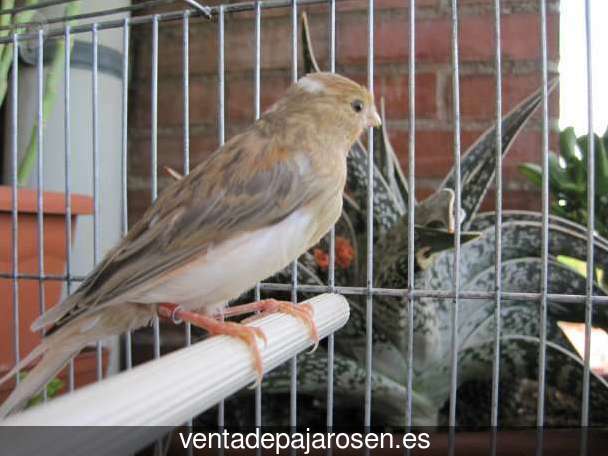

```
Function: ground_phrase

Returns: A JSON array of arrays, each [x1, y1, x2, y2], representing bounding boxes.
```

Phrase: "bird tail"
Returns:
[[0, 342, 81, 419]]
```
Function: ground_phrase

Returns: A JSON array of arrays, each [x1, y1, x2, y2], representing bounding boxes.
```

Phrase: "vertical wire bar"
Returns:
[[151, 14, 161, 361], [122, 18, 132, 370], [253, 0, 262, 436], [536, 0, 549, 428], [490, 0, 502, 431], [328, 1, 336, 83], [11, 33, 19, 386], [182, 13, 193, 456], [581, 0, 594, 427], [217, 4, 225, 433], [405, 0, 416, 430], [183, 12, 190, 179], [217, 8, 226, 144], [36, 29, 47, 400], [64, 25, 75, 391], [92, 24, 103, 380], [182, 12, 192, 348], [364, 0, 375, 431], [448, 0, 462, 433], [289, 0, 298, 434], [326, 0, 336, 437]]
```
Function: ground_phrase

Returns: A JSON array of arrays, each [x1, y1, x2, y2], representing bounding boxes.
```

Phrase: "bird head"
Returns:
[[265, 72, 381, 149], [296, 72, 381, 129]]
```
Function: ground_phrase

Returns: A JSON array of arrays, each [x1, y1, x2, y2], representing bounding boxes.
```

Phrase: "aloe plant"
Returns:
[[196, 14, 608, 428], [519, 126, 608, 245]]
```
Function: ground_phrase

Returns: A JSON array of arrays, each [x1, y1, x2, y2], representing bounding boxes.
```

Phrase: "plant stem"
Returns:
[[0, 0, 43, 109], [17, 1, 81, 184]]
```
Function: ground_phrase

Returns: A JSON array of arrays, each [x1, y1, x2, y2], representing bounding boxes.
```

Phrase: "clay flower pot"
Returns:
[[0, 186, 107, 399]]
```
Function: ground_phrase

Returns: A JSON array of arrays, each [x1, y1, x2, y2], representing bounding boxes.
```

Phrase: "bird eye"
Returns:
[[351, 99, 364, 113]]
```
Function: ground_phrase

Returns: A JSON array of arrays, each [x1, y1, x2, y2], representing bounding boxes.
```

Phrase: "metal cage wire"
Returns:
[[0, 0, 600, 448]]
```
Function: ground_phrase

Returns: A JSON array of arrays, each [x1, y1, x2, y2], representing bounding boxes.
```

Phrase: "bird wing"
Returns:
[[37, 126, 323, 331]]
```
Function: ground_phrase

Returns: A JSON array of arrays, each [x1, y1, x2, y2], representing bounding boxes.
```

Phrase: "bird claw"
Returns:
[[224, 299, 319, 351], [158, 298, 318, 381], [207, 321, 267, 381], [272, 301, 319, 351], [158, 303, 267, 381]]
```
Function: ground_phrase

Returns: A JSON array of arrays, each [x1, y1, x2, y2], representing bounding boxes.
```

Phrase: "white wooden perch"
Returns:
[[0, 293, 349, 455]]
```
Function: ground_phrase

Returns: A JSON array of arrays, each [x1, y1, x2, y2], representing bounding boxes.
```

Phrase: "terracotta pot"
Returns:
[[0, 186, 93, 372]]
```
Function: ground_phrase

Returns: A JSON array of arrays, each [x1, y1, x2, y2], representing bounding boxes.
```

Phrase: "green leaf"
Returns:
[[577, 134, 608, 197], [561, 127, 585, 185], [518, 156, 582, 196], [595, 134, 608, 196], [20, 371, 65, 408], [560, 127, 579, 165], [518, 163, 542, 188], [548, 151, 584, 195]]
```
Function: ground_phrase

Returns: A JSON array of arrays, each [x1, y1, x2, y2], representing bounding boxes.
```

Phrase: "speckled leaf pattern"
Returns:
[[426, 221, 608, 298], [471, 210, 608, 250], [346, 140, 406, 236], [263, 347, 438, 426], [440, 79, 558, 230], [470, 217, 608, 275]]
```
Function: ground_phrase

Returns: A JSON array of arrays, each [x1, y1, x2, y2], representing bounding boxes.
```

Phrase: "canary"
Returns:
[[0, 72, 380, 418]]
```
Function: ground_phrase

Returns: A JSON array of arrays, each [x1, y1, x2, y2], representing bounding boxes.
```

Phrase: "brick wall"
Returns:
[[127, 0, 559, 222]]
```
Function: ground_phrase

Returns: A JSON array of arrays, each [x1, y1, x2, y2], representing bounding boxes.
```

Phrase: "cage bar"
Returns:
[[150, 14, 161, 361], [364, 0, 375, 431], [537, 0, 550, 428], [36, 28, 47, 400], [121, 18, 133, 371], [10, 32, 19, 387], [253, 0, 263, 436], [581, 0, 594, 428], [182, 10, 193, 348], [63, 25, 75, 391], [217, 3, 226, 432], [490, 0, 503, 431], [0, 0, 334, 45], [91, 23, 103, 381], [448, 0, 462, 430], [405, 0, 416, 429], [288, 0, 299, 436], [326, 0, 336, 437]]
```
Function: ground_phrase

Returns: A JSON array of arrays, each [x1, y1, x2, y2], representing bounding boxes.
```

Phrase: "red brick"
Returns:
[[478, 188, 542, 212], [128, 133, 220, 178], [227, 73, 292, 122], [456, 73, 559, 120], [387, 126, 557, 181], [377, 72, 437, 118], [337, 10, 559, 65], [137, 5, 559, 75], [390, 129, 481, 178], [131, 78, 219, 129]]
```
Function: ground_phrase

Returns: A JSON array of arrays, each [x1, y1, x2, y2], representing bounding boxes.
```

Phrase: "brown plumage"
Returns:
[[0, 72, 380, 418]]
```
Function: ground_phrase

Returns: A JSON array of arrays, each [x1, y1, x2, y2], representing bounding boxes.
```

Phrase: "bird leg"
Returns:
[[157, 303, 266, 380], [223, 299, 319, 351]]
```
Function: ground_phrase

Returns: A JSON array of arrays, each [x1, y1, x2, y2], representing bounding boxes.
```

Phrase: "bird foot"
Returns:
[[158, 303, 267, 381], [224, 299, 319, 352]]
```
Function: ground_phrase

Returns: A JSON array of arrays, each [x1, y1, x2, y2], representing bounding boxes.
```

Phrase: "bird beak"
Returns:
[[367, 108, 382, 128]]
